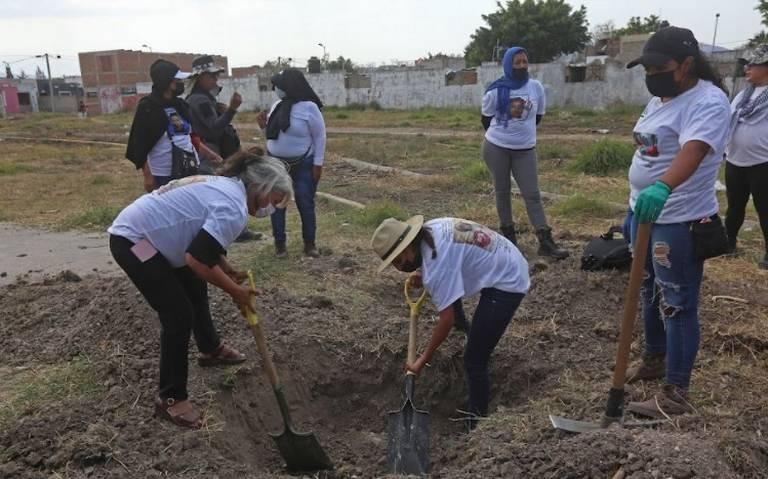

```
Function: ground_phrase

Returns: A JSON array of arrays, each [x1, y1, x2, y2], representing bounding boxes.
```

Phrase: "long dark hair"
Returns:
[[414, 226, 437, 260], [691, 52, 728, 94]]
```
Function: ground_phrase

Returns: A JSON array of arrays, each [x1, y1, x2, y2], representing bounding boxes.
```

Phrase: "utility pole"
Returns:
[[36, 53, 60, 113], [711, 13, 720, 55]]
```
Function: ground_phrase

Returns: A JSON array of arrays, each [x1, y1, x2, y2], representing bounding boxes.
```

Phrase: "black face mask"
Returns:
[[512, 68, 529, 81], [645, 70, 679, 98], [398, 248, 422, 273], [173, 81, 185, 97]]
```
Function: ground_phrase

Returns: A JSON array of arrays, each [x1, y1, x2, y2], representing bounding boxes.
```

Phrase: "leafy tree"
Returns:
[[464, 0, 590, 65], [327, 56, 355, 73], [616, 15, 670, 36], [592, 20, 616, 41], [748, 1, 768, 47]]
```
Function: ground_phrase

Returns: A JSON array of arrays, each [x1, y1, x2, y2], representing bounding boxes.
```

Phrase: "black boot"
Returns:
[[304, 241, 320, 258], [725, 234, 737, 255], [275, 242, 287, 258], [759, 253, 768, 270], [500, 224, 517, 245], [536, 227, 569, 260]]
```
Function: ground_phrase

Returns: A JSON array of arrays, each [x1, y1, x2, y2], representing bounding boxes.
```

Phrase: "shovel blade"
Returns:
[[549, 414, 604, 433], [270, 429, 334, 472], [387, 400, 430, 476]]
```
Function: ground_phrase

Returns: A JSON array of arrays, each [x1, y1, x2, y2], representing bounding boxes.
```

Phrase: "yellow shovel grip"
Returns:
[[241, 270, 258, 327], [404, 279, 427, 318]]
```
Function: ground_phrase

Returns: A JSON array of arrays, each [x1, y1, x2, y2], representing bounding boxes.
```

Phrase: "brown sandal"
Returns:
[[154, 397, 204, 429], [198, 343, 246, 367]]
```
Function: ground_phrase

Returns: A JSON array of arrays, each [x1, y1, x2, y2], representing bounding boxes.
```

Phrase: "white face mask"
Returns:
[[255, 203, 276, 218], [274, 87, 286, 100]]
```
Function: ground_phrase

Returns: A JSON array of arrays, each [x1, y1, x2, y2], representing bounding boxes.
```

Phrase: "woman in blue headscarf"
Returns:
[[480, 47, 568, 259]]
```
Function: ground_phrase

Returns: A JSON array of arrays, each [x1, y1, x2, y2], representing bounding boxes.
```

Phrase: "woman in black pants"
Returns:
[[108, 153, 293, 428], [725, 44, 768, 269]]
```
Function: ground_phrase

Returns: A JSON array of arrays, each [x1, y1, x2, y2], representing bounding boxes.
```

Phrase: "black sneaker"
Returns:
[[234, 229, 262, 243]]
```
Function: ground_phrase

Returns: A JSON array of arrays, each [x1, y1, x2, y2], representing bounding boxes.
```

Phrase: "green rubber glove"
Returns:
[[634, 180, 671, 223]]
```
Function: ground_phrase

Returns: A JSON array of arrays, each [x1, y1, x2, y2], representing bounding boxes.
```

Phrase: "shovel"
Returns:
[[240, 271, 333, 472], [550, 223, 660, 433], [386, 280, 430, 476]]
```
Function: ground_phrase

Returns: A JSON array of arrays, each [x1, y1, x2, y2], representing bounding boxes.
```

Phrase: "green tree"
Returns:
[[616, 15, 670, 36], [327, 56, 355, 73], [748, 1, 768, 47], [464, 0, 590, 66]]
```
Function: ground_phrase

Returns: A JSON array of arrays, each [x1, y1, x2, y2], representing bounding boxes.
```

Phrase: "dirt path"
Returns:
[[0, 223, 120, 286]]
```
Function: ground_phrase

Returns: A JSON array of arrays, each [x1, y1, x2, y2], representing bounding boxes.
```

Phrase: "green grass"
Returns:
[[0, 356, 103, 428], [459, 161, 490, 183], [350, 200, 408, 227], [0, 163, 35, 175], [61, 205, 122, 230], [537, 143, 572, 160], [569, 139, 635, 176], [551, 193, 618, 219], [90, 174, 113, 186]]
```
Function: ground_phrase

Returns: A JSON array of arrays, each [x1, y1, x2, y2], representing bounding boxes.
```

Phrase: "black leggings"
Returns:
[[725, 161, 768, 252], [109, 235, 221, 400]]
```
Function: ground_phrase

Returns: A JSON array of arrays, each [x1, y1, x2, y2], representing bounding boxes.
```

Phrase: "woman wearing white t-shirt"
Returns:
[[480, 46, 568, 259], [372, 215, 529, 426], [621, 27, 731, 419], [725, 44, 768, 270], [108, 153, 293, 429], [256, 68, 326, 258]]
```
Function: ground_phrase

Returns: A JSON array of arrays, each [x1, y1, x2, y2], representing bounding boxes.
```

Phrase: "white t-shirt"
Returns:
[[147, 106, 199, 177], [726, 85, 768, 167], [628, 80, 730, 224], [266, 100, 327, 166], [420, 218, 530, 312], [108, 176, 248, 267], [481, 79, 545, 150]]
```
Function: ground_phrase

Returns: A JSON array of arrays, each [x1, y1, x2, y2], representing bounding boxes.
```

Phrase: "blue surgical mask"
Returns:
[[274, 87, 286, 100], [256, 204, 276, 218]]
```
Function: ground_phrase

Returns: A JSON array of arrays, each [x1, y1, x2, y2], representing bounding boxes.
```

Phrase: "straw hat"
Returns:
[[371, 215, 424, 272]]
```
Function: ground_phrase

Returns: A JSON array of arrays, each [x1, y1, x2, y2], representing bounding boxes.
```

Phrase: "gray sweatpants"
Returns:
[[482, 139, 548, 230]]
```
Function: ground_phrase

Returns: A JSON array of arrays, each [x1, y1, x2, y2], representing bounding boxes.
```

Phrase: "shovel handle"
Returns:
[[611, 222, 651, 389], [242, 271, 279, 389], [404, 280, 427, 366]]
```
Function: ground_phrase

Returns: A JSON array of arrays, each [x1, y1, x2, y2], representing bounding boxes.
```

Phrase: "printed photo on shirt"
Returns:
[[164, 107, 191, 137], [155, 175, 208, 195], [452, 219, 495, 251], [634, 132, 659, 158], [508, 95, 533, 120]]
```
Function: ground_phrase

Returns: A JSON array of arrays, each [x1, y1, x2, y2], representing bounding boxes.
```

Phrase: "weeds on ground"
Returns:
[[61, 205, 122, 230], [569, 139, 635, 176], [0, 356, 103, 429], [459, 161, 490, 184], [551, 193, 617, 219], [350, 200, 408, 227], [0, 163, 35, 175]]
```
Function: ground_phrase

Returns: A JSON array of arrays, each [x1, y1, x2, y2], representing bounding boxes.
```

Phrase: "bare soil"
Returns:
[[2, 247, 767, 478]]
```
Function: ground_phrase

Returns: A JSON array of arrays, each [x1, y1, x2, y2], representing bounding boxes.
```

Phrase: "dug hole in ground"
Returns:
[[1, 238, 767, 478]]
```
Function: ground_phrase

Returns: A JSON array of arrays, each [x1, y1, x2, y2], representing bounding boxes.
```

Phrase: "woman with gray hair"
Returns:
[[107, 152, 293, 429]]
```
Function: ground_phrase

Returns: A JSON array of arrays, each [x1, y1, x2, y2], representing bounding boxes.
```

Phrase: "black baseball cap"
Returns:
[[626, 26, 700, 69], [149, 59, 191, 90]]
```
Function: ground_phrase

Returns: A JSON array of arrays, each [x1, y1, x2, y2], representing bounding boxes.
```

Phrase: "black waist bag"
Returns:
[[691, 214, 728, 261], [581, 226, 632, 271]]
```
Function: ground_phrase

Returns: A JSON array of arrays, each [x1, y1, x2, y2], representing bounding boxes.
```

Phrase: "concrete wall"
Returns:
[[38, 95, 80, 113], [216, 61, 656, 111]]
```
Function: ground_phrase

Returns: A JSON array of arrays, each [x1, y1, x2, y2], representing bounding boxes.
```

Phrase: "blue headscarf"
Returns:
[[485, 47, 529, 127]]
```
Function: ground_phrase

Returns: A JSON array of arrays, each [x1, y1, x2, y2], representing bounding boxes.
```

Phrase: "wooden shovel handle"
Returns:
[[404, 280, 427, 365], [611, 222, 651, 389], [242, 271, 280, 388]]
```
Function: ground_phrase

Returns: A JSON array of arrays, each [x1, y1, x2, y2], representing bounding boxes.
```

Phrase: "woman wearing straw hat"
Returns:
[[371, 215, 529, 425]]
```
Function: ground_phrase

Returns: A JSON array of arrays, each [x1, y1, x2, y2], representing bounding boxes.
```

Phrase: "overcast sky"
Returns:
[[0, 0, 762, 78]]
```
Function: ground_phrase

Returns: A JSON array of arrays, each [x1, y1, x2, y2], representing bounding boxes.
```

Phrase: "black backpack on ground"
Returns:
[[581, 226, 632, 271]]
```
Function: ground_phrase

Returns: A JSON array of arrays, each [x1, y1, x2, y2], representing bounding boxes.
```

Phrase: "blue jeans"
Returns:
[[460, 288, 525, 416], [270, 155, 318, 244], [624, 211, 704, 389]]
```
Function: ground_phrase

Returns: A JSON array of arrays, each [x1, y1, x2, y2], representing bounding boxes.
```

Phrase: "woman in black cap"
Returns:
[[621, 27, 731, 418], [126, 59, 223, 192], [724, 44, 768, 270], [256, 68, 326, 258]]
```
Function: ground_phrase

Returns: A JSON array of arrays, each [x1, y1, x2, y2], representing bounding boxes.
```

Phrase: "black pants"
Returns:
[[454, 289, 525, 416], [109, 235, 221, 400], [725, 161, 768, 252]]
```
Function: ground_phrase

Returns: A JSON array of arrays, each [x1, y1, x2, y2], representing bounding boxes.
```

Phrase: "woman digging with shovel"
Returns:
[[372, 215, 529, 428], [108, 152, 293, 428]]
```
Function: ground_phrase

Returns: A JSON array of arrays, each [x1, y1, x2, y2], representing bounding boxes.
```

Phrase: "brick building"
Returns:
[[78, 50, 228, 114]]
